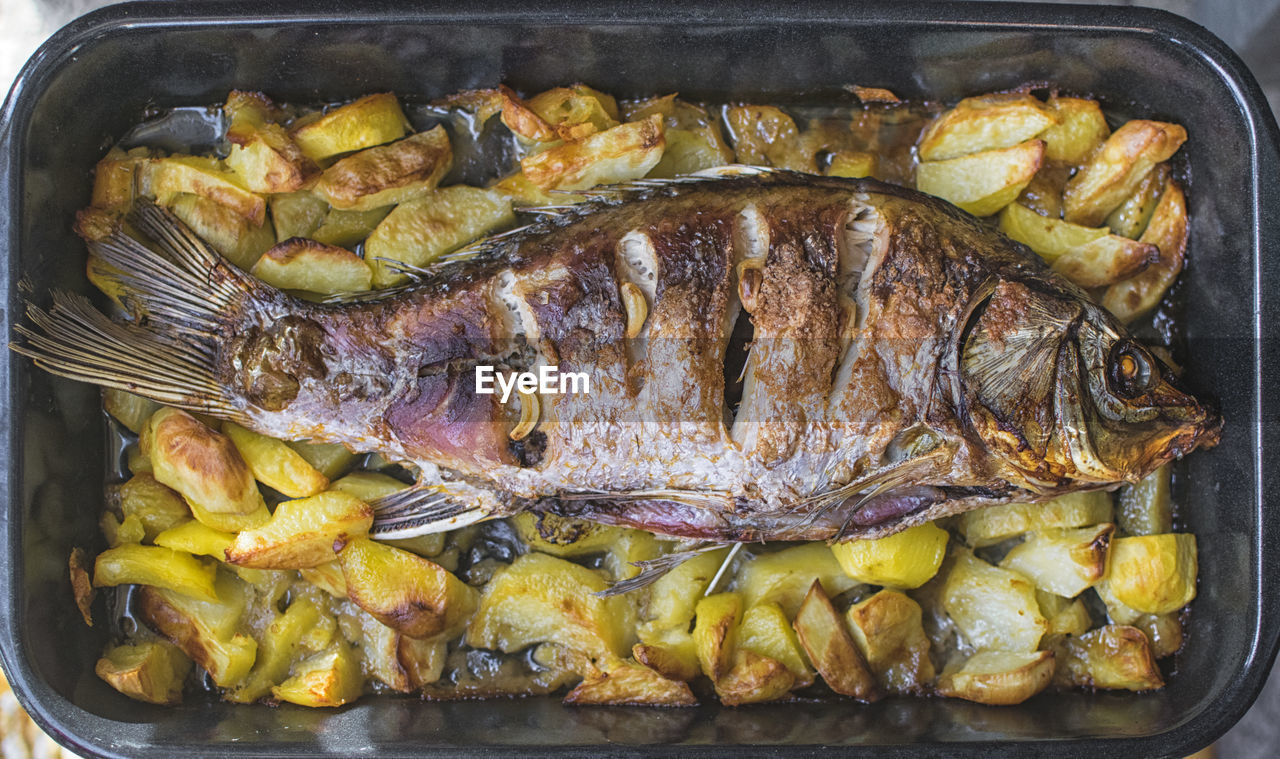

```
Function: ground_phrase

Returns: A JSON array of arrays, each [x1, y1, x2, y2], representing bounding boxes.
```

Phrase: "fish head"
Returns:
[[958, 278, 1220, 489]]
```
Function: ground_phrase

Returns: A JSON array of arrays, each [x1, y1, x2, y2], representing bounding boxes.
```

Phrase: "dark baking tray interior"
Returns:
[[2, 2, 1279, 757]]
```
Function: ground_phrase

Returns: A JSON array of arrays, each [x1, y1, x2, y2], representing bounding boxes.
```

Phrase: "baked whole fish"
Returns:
[[15, 170, 1220, 546]]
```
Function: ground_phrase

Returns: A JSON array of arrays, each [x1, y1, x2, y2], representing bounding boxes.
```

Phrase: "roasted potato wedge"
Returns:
[[1052, 624, 1164, 691], [999, 201, 1159, 287], [715, 650, 796, 706], [287, 441, 358, 481], [1105, 534, 1197, 614], [831, 522, 948, 589], [999, 523, 1114, 598], [936, 650, 1054, 705], [250, 238, 374, 295], [95, 640, 192, 705], [299, 561, 348, 599], [364, 185, 514, 287], [315, 127, 453, 211], [1105, 163, 1169, 239], [338, 537, 477, 639], [93, 544, 218, 602], [723, 105, 811, 171], [167, 192, 275, 270], [792, 581, 878, 701], [915, 139, 1044, 217], [224, 91, 317, 194], [513, 511, 623, 558], [1037, 590, 1093, 637], [739, 603, 814, 687], [222, 421, 329, 498], [1117, 463, 1174, 536], [310, 205, 394, 249], [111, 473, 192, 540], [227, 595, 325, 703], [845, 590, 935, 694], [527, 85, 621, 142], [521, 114, 666, 191], [102, 388, 160, 435], [141, 408, 269, 531], [633, 635, 700, 682], [639, 547, 728, 638], [289, 92, 409, 162], [153, 520, 235, 560], [737, 543, 860, 618], [958, 491, 1113, 548], [917, 93, 1057, 162], [466, 552, 633, 662], [942, 549, 1047, 652], [225, 491, 373, 569], [1102, 178, 1187, 323], [328, 471, 407, 502], [627, 94, 733, 178], [826, 150, 877, 179], [91, 146, 152, 211], [271, 641, 364, 707], [564, 660, 697, 706], [138, 571, 257, 688], [270, 191, 329, 242], [693, 592, 742, 682], [1041, 96, 1109, 165], [1063, 120, 1187, 226], [141, 156, 266, 225], [69, 548, 95, 626]]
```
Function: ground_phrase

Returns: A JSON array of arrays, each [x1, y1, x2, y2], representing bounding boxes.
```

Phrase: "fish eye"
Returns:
[[1107, 341, 1158, 399]]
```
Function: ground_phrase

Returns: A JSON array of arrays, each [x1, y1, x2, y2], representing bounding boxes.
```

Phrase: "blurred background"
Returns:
[[0, 0, 1276, 757]]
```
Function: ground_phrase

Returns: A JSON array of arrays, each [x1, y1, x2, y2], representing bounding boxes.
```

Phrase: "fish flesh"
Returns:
[[14, 169, 1221, 546]]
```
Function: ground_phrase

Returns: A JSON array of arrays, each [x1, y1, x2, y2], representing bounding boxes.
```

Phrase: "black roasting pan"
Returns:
[[1, 1, 1278, 756]]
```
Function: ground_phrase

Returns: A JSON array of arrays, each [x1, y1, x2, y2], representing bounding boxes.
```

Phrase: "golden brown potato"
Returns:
[[141, 155, 266, 225], [1048, 234, 1158, 288], [521, 114, 666, 191], [564, 660, 697, 706], [138, 572, 258, 688], [289, 92, 409, 162], [315, 127, 452, 211], [915, 140, 1044, 217], [527, 85, 621, 142], [917, 93, 1057, 162], [626, 94, 733, 177], [958, 491, 1113, 548], [693, 592, 742, 681], [223, 91, 317, 194], [1063, 120, 1186, 226], [942, 549, 1047, 652], [95, 640, 192, 705], [845, 590, 935, 694], [639, 547, 728, 638], [69, 548, 95, 626], [338, 537, 476, 639], [632, 638, 700, 682], [513, 512, 623, 558], [466, 552, 634, 662], [364, 185, 514, 287], [225, 491, 373, 570], [1102, 178, 1187, 323], [737, 543, 859, 619], [1052, 625, 1164, 691], [739, 603, 814, 687], [715, 650, 796, 706], [93, 544, 218, 602], [1105, 533, 1197, 614], [166, 192, 275, 270], [299, 560, 349, 599], [271, 641, 364, 707], [1105, 163, 1169, 239], [831, 522, 949, 589], [153, 520, 234, 560], [90, 146, 153, 211], [792, 581, 878, 701], [222, 422, 330, 498], [935, 650, 1055, 705], [1041, 96, 1109, 165], [826, 150, 877, 179], [250, 238, 374, 295], [141, 408, 269, 532], [111, 473, 192, 540], [723, 105, 811, 171], [999, 523, 1115, 598]]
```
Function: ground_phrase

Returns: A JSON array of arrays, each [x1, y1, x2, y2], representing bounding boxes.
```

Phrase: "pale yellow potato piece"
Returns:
[[271, 641, 364, 707], [329, 471, 408, 502], [224, 91, 316, 194], [527, 85, 620, 141], [831, 522, 948, 589], [93, 544, 218, 602], [250, 238, 374, 294], [224, 491, 373, 569], [102, 388, 160, 434], [958, 491, 1113, 547], [138, 572, 257, 688], [915, 139, 1044, 216], [95, 640, 192, 705], [521, 114, 666, 191], [289, 92, 409, 162], [513, 512, 625, 558], [141, 408, 269, 532], [737, 543, 860, 619], [167, 192, 275, 270], [639, 547, 728, 640], [632, 633, 700, 682], [314, 126, 453, 211], [564, 660, 696, 706], [1049, 233, 1158, 288], [466, 552, 634, 662], [739, 603, 814, 687], [1052, 624, 1164, 690], [91, 146, 152, 211], [226, 594, 326, 703], [299, 561, 348, 599], [1117, 463, 1174, 536], [222, 421, 329, 497], [497, 85, 557, 143], [153, 520, 235, 560], [270, 191, 329, 241], [1063, 120, 1187, 225], [1037, 590, 1093, 637], [286, 440, 358, 480], [111, 473, 191, 540], [364, 185, 515, 287], [826, 150, 877, 179], [942, 550, 1047, 652], [1102, 178, 1187, 323], [936, 650, 1055, 705], [1042, 96, 1110, 165], [792, 581, 878, 701], [1105, 163, 1169, 239], [999, 523, 1115, 597], [845, 590, 935, 694], [918, 93, 1057, 162], [1106, 534, 1197, 614], [141, 155, 266, 224], [338, 537, 476, 639], [693, 592, 742, 681], [999, 201, 1108, 262], [714, 650, 795, 706], [310, 205, 393, 249]]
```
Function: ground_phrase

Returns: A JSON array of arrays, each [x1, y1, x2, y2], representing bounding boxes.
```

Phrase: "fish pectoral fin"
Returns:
[[368, 484, 492, 539]]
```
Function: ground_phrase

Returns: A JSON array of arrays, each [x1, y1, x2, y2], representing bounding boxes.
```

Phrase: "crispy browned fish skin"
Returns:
[[22, 172, 1220, 542]]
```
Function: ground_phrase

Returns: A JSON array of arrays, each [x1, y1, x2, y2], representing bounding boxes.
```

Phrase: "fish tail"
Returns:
[[11, 202, 265, 417]]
